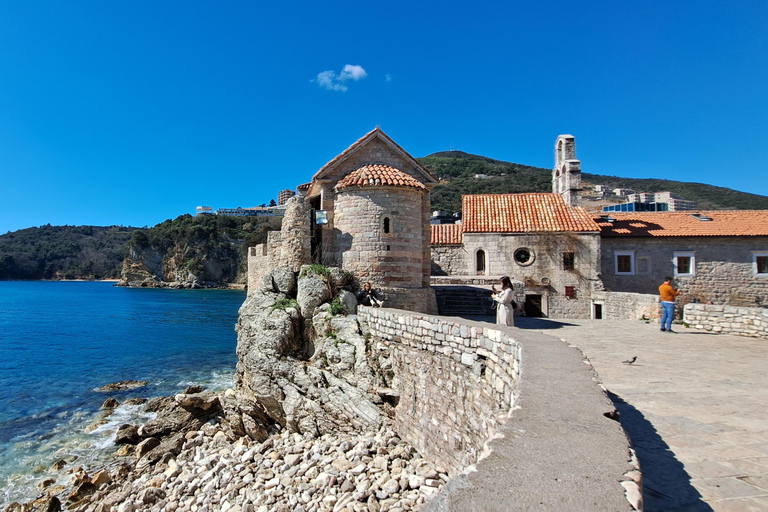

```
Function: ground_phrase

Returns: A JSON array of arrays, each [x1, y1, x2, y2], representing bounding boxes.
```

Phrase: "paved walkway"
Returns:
[[517, 317, 768, 511]]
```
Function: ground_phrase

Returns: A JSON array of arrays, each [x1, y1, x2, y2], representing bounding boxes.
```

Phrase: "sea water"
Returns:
[[0, 281, 245, 507]]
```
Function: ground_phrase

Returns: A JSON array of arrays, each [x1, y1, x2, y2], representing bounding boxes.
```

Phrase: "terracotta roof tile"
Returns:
[[335, 165, 427, 191], [431, 224, 463, 245], [296, 182, 311, 191], [596, 211, 768, 237], [462, 194, 601, 233]]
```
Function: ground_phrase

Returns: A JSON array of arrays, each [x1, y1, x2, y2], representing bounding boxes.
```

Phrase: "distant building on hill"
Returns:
[[278, 189, 296, 205], [196, 206, 214, 216], [621, 191, 696, 212]]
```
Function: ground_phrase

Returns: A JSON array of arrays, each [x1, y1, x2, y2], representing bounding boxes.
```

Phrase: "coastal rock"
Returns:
[[262, 267, 297, 296], [296, 267, 331, 325], [135, 437, 161, 459], [100, 398, 120, 409], [174, 391, 221, 413], [123, 398, 148, 406], [94, 380, 147, 392], [182, 385, 204, 394], [115, 424, 140, 445], [67, 481, 96, 503], [338, 289, 358, 315]]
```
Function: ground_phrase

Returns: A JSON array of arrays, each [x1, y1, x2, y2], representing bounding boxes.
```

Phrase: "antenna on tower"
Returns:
[[450, 141, 454, 151]]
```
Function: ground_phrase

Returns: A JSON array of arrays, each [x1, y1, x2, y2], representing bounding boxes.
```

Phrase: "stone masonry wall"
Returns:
[[601, 236, 768, 306], [596, 291, 661, 321], [334, 187, 426, 289], [247, 231, 283, 296], [684, 303, 768, 339], [430, 245, 467, 276], [358, 308, 521, 475]]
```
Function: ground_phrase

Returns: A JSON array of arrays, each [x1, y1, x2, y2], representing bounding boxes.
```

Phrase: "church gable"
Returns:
[[307, 128, 437, 197]]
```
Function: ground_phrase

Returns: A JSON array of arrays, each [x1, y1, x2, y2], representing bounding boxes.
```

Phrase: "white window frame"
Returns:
[[614, 250, 635, 275], [673, 251, 696, 277], [753, 251, 768, 276]]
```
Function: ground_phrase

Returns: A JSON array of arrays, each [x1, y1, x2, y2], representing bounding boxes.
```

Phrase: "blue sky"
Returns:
[[1, 1, 767, 233]]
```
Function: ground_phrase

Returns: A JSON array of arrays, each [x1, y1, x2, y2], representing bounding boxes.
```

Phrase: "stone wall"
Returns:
[[595, 291, 661, 321], [684, 303, 768, 339], [430, 245, 467, 276], [334, 187, 427, 288], [461, 232, 601, 319], [601, 236, 768, 306], [358, 308, 521, 475]]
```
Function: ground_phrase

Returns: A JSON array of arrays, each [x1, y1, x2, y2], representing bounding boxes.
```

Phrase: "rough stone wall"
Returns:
[[595, 291, 661, 320], [358, 308, 521, 475], [430, 246, 467, 276], [462, 232, 601, 318], [278, 197, 312, 272], [334, 187, 426, 289], [601, 237, 768, 306], [684, 303, 768, 339]]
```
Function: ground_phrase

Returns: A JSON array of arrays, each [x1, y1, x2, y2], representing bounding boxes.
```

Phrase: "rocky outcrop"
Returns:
[[235, 265, 386, 439]]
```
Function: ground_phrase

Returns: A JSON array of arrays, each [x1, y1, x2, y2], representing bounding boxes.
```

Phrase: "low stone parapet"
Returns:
[[358, 307, 521, 475], [684, 303, 768, 339]]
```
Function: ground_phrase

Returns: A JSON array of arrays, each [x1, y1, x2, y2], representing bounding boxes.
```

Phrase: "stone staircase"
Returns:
[[433, 285, 495, 317]]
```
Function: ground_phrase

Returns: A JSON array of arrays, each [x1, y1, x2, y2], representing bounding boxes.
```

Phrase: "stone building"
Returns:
[[430, 193, 602, 318], [249, 128, 440, 314], [598, 210, 768, 307]]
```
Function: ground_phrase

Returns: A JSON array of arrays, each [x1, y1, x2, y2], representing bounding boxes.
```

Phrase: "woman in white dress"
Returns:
[[491, 276, 515, 326]]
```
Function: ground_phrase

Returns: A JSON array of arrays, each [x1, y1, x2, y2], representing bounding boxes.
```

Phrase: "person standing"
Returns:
[[659, 276, 682, 333], [491, 276, 516, 326]]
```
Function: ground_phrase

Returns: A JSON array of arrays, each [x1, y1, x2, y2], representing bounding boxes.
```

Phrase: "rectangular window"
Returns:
[[614, 251, 635, 275], [754, 252, 768, 275], [673, 251, 695, 277], [565, 286, 576, 298], [563, 252, 575, 271]]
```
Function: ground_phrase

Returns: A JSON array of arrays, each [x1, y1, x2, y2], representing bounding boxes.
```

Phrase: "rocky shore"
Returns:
[[6, 264, 450, 512], [6, 389, 445, 512]]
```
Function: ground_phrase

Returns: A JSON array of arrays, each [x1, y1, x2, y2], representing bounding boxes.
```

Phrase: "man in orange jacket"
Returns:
[[659, 276, 682, 332]]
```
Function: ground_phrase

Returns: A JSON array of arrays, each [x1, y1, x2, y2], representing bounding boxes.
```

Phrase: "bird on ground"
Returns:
[[622, 356, 637, 365]]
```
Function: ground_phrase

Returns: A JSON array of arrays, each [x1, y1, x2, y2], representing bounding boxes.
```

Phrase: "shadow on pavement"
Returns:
[[514, 317, 579, 329], [608, 391, 713, 512]]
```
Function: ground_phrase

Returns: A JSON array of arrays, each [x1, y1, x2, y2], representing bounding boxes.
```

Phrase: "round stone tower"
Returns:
[[332, 164, 428, 289]]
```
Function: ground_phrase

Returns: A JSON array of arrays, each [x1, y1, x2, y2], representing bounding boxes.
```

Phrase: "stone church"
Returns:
[[248, 128, 440, 314]]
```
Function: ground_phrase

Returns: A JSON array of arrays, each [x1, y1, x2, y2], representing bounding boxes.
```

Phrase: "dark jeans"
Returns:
[[661, 301, 675, 330]]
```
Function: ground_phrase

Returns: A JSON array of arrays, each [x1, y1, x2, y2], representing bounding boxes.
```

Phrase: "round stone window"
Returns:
[[514, 247, 534, 266]]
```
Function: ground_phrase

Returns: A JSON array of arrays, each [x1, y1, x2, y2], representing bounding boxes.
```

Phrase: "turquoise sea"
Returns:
[[0, 281, 245, 507]]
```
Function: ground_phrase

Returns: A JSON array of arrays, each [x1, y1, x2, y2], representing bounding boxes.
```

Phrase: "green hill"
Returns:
[[0, 225, 141, 280], [418, 151, 768, 213]]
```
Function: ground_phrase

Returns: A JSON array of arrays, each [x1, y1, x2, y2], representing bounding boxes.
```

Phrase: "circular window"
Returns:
[[514, 247, 534, 266]]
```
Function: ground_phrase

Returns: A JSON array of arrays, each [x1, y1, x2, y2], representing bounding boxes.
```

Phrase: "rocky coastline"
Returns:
[[6, 264, 448, 511]]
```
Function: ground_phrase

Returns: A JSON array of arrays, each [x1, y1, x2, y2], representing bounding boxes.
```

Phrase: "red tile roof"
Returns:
[[335, 165, 427, 191], [597, 211, 768, 237], [431, 224, 463, 245], [462, 194, 601, 233], [296, 182, 311, 191]]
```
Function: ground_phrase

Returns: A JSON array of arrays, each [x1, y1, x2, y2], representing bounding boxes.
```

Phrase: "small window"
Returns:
[[614, 251, 635, 275], [673, 251, 695, 277], [754, 252, 768, 275], [383, 217, 391, 234], [565, 286, 576, 298], [563, 252, 575, 271], [476, 249, 486, 275], [514, 247, 534, 266]]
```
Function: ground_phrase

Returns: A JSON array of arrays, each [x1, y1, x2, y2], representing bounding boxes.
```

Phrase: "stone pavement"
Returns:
[[518, 317, 768, 512]]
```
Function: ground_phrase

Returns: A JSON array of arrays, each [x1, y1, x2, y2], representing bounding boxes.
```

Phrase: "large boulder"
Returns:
[[296, 266, 331, 323], [262, 267, 297, 295]]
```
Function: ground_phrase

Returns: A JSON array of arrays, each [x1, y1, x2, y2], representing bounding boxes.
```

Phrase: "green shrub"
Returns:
[[301, 263, 331, 279], [329, 297, 344, 316], [273, 297, 299, 311]]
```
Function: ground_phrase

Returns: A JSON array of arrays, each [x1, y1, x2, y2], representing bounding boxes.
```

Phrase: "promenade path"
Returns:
[[517, 317, 768, 511]]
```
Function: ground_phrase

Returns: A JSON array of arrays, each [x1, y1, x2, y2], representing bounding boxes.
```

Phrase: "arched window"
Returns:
[[476, 249, 486, 275], [383, 217, 391, 234]]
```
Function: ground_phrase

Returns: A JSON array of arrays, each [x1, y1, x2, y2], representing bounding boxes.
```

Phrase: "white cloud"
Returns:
[[385, 74, 393, 82], [313, 64, 367, 92]]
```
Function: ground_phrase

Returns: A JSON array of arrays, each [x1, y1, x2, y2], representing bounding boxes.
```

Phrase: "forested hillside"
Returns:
[[120, 213, 281, 287], [0, 225, 140, 280], [418, 151, 768, 213]]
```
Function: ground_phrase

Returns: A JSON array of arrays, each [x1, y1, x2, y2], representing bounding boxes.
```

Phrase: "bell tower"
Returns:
[[553, 135, 582, 207]]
